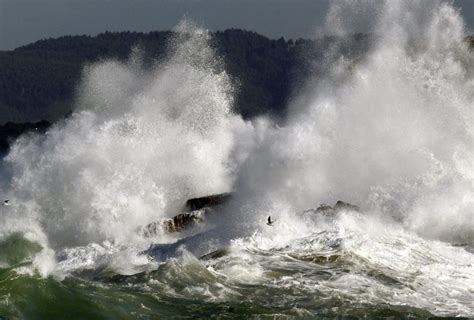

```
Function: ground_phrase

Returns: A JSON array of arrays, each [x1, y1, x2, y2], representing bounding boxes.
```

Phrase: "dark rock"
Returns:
[[140, 209, 206, 237], [163, 211, 201, 232], [333, 200, 360, 212], [314, 204, 335, 214], [185, 193, 231, 211], [140, 193, 232, 238], [311, 200, 360, 216]]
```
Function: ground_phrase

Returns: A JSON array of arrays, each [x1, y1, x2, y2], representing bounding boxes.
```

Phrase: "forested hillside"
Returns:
[[1, 30, 472, 155], [0, 30, 370, 124]]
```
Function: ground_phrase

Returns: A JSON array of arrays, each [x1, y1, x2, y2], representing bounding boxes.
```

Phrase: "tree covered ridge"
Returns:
[[0, 29, 371, 124]]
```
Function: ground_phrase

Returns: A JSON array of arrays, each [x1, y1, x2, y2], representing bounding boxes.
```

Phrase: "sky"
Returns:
[[0, 0, 473, 50]]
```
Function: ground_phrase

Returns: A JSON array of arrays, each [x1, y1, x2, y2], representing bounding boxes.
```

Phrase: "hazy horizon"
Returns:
[[1, 0, 473, 50]]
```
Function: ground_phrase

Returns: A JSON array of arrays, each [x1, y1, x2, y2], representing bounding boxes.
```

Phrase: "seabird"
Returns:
[[267, 216, 274, 226], [3, 200, 10, 206]]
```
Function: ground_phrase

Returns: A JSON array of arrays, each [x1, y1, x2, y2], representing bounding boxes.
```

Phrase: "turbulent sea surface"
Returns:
[[1, 1, 474, 318], [1, 216, 473, 318]]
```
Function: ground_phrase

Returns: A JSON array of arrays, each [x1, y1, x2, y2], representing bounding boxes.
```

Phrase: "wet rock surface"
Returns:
[[185, 193, 231, 211], [140, 209, 207, 237], [305, 200, 360, 216], [140, 194, 231, 238]]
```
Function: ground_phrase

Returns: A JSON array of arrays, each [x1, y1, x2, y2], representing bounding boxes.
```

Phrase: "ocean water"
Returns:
[[1, 1, 474, 318], [1, 213, 473, 318]]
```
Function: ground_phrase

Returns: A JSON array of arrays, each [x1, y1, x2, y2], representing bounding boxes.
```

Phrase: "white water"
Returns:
[[0, 0, 473, 317], [210, 211, 474, 316], [231, 0, 473, 243], [1, 21, 247, 251]]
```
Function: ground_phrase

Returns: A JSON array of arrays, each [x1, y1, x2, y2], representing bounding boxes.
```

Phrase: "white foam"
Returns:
[[211, 211, 474, 317]]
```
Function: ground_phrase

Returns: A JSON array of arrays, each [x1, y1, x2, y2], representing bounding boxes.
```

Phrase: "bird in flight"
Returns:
[[267, 216, 275, 226]]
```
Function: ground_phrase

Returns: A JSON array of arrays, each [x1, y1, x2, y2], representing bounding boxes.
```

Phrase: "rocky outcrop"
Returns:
[[139, 195, 359, 238], [305, 200, 360, 216], [140, 209, 207, 237], [333, 200, 360, 212], [185, 193, 231, 211], [140, 194, 231, 238]]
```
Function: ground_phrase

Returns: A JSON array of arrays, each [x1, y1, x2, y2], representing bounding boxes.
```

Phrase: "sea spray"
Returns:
[[229, 0, 474, 243], [2, 21, 246, 257]]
